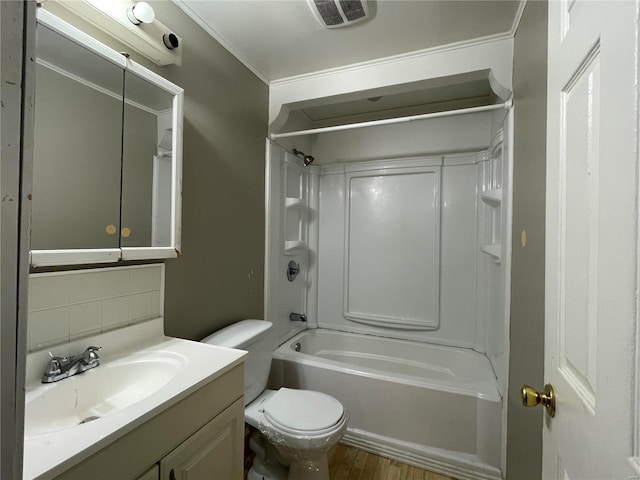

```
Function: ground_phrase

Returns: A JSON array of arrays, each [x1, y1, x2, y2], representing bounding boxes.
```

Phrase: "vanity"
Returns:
[[24, 9, 243, 480], [24, 319, 246, 480]]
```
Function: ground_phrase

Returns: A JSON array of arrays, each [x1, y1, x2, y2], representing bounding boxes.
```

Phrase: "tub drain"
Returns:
[[79, 415, 100, 425], [294, 342, 301, 352]]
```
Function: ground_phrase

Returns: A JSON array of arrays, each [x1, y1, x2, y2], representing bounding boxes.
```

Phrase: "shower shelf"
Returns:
[[481, 244, 501, 262], [284, 240, 305, 254], [481, 189, 502, 206], [285, 197, 305, 209]]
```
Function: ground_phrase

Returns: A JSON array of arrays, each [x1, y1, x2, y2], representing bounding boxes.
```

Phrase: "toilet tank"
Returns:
[[202, 319, 275, 405]]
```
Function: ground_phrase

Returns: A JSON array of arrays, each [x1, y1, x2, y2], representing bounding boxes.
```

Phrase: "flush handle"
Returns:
[[521, 383, 556, 417], [287, 261, 300, 282]]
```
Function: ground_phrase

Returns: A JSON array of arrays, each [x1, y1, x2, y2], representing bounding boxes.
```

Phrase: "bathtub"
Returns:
[[270, 329, 503, 480]]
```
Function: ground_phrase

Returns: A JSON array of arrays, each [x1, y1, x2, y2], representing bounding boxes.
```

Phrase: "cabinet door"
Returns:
[[32, 21, 124, 254], [136, 465, 159, 480], [160, 399, 244, 480]]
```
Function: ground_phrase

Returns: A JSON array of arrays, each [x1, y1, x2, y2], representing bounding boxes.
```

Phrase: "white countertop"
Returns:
[[23, 319, 246, 480]]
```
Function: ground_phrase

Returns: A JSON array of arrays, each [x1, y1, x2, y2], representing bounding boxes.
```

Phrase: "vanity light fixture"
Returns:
[[162, 33, 179, 50], [41, 0, 182, 66], [126, 1, 155, 25]]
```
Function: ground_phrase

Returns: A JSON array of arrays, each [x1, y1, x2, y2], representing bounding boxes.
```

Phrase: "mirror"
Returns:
[[32, 24, 124, 250], [121, 71, 175, 248], [31, 11, 183, 267]]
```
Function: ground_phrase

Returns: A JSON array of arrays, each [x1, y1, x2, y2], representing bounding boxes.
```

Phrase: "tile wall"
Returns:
[[28, 264, 164, 352]]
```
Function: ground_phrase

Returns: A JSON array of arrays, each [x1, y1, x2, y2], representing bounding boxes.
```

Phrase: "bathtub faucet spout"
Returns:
[[290, 312, 307, 323]]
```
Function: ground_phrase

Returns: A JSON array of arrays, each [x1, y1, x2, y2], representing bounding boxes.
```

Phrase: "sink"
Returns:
[[25, 351, 186, 437]]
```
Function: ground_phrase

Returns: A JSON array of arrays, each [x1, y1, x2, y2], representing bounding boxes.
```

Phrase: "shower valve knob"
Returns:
[[287, 261, 300, 282]]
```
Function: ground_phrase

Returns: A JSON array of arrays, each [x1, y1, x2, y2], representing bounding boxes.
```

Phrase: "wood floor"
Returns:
[[328, 444, 455, 480]]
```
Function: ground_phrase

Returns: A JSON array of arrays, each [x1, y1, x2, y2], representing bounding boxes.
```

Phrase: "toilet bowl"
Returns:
[[202, 320, 347, 480], [246, 389, 347, 480]]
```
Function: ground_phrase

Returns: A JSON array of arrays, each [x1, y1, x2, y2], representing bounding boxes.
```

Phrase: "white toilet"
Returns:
[[202, 319, 347, 480]]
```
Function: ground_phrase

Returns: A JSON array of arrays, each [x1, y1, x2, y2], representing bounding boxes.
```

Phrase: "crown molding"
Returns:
[[509, 0, 528, 37], [270, 31, 515, 87], [171, 0, 270, 85]]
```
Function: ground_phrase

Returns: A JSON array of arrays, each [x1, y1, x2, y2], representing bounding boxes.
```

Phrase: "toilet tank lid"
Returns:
[[201, 320, 273, 349]]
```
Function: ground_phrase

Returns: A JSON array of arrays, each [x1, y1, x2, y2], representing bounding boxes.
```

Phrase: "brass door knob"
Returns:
[[521, 383, 556, 417]]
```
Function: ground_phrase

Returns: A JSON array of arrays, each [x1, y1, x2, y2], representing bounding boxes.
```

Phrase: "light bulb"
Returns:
[[127, 2, 155, 25]]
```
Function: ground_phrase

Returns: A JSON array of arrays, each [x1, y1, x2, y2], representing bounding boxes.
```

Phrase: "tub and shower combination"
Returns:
[[265, 105, 511, 479]]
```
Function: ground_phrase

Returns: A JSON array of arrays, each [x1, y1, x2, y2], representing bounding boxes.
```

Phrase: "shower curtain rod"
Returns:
[[270, 100, 513, 140]]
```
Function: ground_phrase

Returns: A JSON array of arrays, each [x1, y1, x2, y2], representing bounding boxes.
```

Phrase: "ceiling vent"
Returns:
[[308, 0, 370, 28]]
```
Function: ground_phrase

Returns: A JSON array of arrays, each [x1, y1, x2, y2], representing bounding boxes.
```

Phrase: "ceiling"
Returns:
[[173, 0, 523, 84]]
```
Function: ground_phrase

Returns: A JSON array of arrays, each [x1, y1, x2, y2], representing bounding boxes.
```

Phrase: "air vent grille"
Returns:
[[313, 0, 344, 26], [309, 0, 369, 28], [339, 0, 366, 21]]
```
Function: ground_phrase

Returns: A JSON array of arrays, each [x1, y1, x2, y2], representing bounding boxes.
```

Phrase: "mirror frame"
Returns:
[[31, 10, 183, 267]]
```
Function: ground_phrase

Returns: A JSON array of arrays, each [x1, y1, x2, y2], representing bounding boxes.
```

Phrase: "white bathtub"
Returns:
[[271, 329, 503, 480]]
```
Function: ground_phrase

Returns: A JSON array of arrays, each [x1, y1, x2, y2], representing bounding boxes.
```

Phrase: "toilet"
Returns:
[[202, 319, 347, 480]]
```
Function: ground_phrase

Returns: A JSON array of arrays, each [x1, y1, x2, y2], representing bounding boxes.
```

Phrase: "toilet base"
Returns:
[[248, 430, 288, 480], [247, 464, 287, 480], [248, 454, 330, 480], [287, 452, 330, 480], [248, 428, 333, 480]]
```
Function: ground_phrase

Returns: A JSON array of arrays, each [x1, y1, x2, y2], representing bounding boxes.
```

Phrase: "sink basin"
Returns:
[[25, 352, 186, 437]]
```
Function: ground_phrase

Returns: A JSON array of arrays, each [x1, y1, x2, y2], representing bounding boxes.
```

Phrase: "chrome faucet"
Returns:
[[41, 346, 102, 383]]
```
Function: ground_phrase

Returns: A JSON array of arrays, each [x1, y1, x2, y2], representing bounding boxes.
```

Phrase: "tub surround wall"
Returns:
[[315, 155, 481, 347], [27, 264, 164, 352], [304, 112, 510, 385], [483, 116, 512, 400], [344, 159, 442, 330], [265, 142, 310, 344], [310, 112, 492, 164]]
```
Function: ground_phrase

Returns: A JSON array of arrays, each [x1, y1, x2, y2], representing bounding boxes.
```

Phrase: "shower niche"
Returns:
[[283, 159, 308, 255], [480, 129, 505, 262]]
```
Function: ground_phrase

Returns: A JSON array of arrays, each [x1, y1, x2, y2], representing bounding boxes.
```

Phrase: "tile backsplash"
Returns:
[[28, 264, 164, 352]]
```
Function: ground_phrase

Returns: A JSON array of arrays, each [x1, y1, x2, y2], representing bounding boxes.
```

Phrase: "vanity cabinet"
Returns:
[[56, 365, 244, 480], [159, 400, 244, 480], [31, 10, 183, 267]]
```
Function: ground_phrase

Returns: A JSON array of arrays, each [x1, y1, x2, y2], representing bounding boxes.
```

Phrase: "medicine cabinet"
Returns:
[[30, 10, 183, 267]]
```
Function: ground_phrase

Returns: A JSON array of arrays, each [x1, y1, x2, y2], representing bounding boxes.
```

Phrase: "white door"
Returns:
[[544, 1, 639, 478]]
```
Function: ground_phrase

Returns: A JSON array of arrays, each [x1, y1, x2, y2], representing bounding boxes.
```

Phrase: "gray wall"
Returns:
[[50, 2, 269, 340], [131, 2, 269, 340], [507, 2, 547, 478]]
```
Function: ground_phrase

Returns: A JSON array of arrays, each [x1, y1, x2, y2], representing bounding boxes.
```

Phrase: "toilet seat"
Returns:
[[260, 388, 345, 436]]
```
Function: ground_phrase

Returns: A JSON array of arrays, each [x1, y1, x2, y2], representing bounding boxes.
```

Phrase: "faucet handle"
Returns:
[[43, 352, 62, 377], [82, 346, 102, 364]]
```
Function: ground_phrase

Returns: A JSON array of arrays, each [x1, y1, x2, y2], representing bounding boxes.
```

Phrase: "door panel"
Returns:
[[544, 1, 638, 478]]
